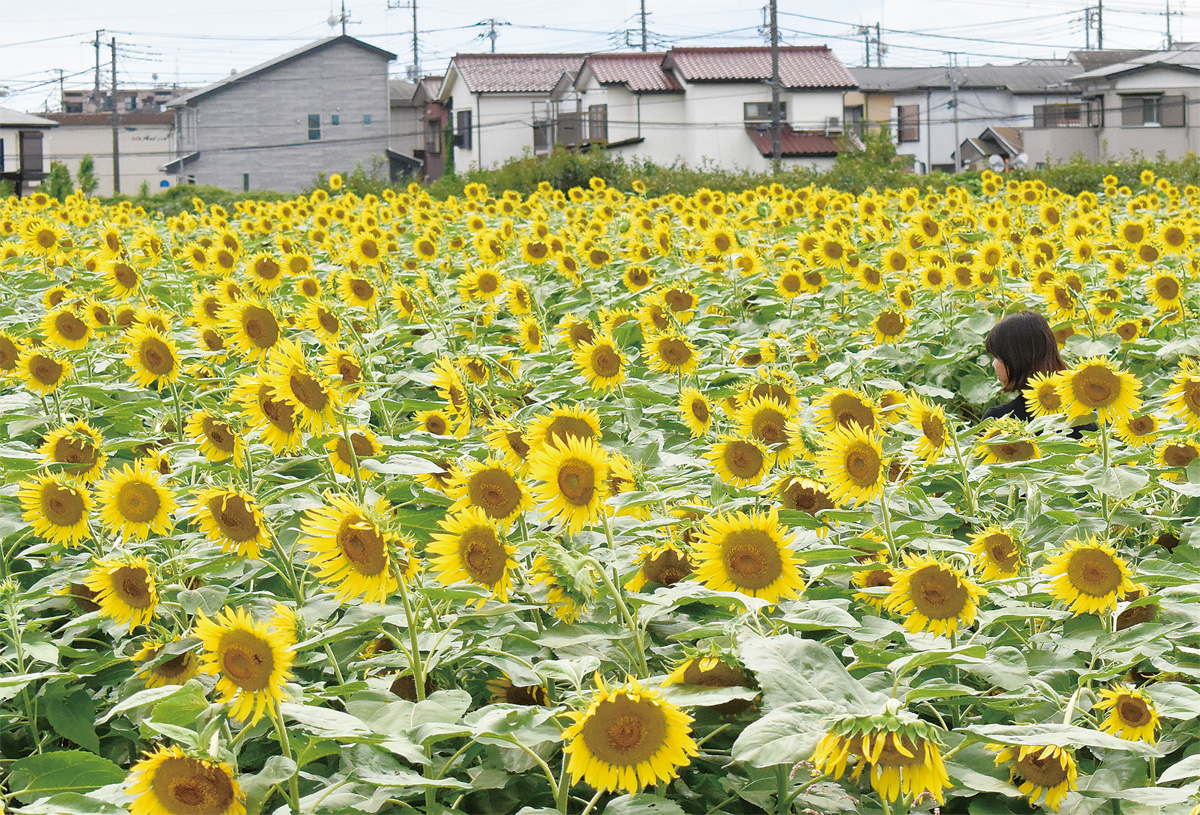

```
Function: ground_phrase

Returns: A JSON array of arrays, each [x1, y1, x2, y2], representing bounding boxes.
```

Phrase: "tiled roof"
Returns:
[[746, 125, 841, 157], [586, 53, 682, 92], [46, 111, 174, 126], [666, 47, 857, 89], [451, 54, 586, 93]]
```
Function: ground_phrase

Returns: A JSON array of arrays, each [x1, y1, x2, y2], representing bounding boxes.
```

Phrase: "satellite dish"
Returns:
[[988, 154, 1005, 172], [1011, 152, 1028, 170]]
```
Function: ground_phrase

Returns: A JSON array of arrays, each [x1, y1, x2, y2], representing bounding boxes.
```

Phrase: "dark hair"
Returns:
[[984, 311, 1067, 393]]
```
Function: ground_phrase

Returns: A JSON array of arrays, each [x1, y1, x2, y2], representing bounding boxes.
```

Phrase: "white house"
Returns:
[[44, 110, 175, 196], [0, 107, 57, 196]]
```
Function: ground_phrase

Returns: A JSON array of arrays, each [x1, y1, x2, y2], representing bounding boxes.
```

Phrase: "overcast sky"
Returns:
[[0, 0, 1189, 111]]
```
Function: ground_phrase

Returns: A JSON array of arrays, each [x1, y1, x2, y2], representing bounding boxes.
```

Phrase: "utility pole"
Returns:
[[111, 37, 120, 194], [387, 1, 420, 79], [1097, 0, 1104, 49], [875, 22, 883, 66], [340, 0, 348, 35], [948, 54, 961, 174], [640, 0, 648, 51], [1085, 8, 1091, 50], [486, 18, 499, 53], [768, 0, 781, 174], [859, 25, 871, 67], [93, 30, 102, 110], [1167, 0, 1173, 48], [55, 70, 65, 111]]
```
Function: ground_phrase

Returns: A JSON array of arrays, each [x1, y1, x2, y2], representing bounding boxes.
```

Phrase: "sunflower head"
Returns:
[[693, 508, 804, 603], [1041, 536, 1136, 616], [967, 526, 1022, 580], [84, 556, 159, 631], [1096, 684, 1159, 744], [195, 605, 296, 724], [428, 506, 517, 604], [885, 552, 986, 637], [1057, 358, 1142, 424], [299, 494, 400, 604], [816, 423, 887, 506], [126, 744, 245, 815], [989, 743, 1078, 812]]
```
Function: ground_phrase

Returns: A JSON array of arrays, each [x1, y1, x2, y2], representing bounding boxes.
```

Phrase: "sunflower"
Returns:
[[967, 526, 1022, 580], [222, 297, 281, 361], [1166, 359, 1200, 430], [17, 475, 91, 546], [706, 434, 771, 487], [525, 403, 602, 451], [1096, 684, 1159, 744], [645, 330, 700, 376], [428, 506, 517, 602], [247, 252, 284, 292], [990, 744, 1077, 812], [812, 704, 950, 805], [265, 340, 339, 434], [1057, 358, 1142, 424], [299, 494, 399, 603], [1147, 271, 1183, 311], [185, 411, 242, 463], [42, 306, 92, 350], [234, 375, 306, 455], [906, 396, 948, 464], [575, 335, 626, 392], [1115, 412, 1159, 447], [676, 386, 713, 437], [84, 556, 158, 631], [123, 325, 181, 391], [340, 273, 379, 309], [39, 421, 106, 482], [975, 418, 1040, 465], [447, 457, 531, 527], [693, 508, 804, 602], [772, 476, 836, 518], [303, 301, 341, 345], [96, 461, 177, 541], [816, 423, 886, 506], [528, 436, 610, 534], [1023, 372, 1063, 418], [0, 330, 26, 376], [193, 488, 269, 559], [530, 547, 595, 622], [127, 745, 245, 815], [325, 427, 382, 479], [735, 396, 794, 460], [885, 553, 985, 637], [814, 387, 878, 432], [133, 638, 200, 689], [17, 347, 71, 395], [872, 309, 908, 344], [1042, 536, 1136, 616], [487, 676, 550, 706], [195, 605, 295, 724], [625, 540, 695, 591], [431, 357, 471, 417], [662, 656, 756, 714], [1156, 438, 1199, 477], [562, 675, 698, 793]]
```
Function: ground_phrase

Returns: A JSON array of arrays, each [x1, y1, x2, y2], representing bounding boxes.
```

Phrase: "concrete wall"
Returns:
[[42, 122, 173, 196], [175, 40, 391, 192]]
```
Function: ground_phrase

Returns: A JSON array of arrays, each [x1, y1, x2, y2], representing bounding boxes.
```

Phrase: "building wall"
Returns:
[[175, 40, 391, 192], [390, 102, 424, 155], [42, 122, 174, 196], [575, 79, 688, 166], [448, 90, 543, 170]]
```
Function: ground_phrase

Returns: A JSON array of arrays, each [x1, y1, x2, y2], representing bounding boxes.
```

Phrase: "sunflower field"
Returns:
[[1, 167, 1200, 815]]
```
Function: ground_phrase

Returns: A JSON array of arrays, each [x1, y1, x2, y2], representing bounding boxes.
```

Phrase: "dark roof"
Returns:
[[46, 111, 174, 126], [1071, 49, 1200, 82], [169, 36, 395, 106], [585, 53, 682, 92], [745, 125, 841, 157], [851, 64, 1079, 94], [449, 54, 587, 94], [0, 107, 58, 128], [665, 46, 856, 89], [390, 78, 418, 103], [1069, 49, 1155, 72]]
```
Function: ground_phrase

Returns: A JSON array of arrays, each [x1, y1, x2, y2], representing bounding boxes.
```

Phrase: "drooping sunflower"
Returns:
[[813, 387, 878, 432], [645, 330, 700, 376], [967, 526, 1023, 580], [264, 340, 340, 434], [575, 335, 626, 392], [325, 426, 382, 479], [812, 703, 950, 805], [186, 411, 243, 463], [95, 461, 177, 541], [1166, 359, 1200, 430], [1042, 537, 1136, 616], [447, 457, 531, 527], [906, 396, 948, 464], [1096, 684, 1159, 744], [974, 418, 1041, 465], [530, 544, 596, 622], [84, 556, 159, 631], [772, 475, 837, 516], [428, 506, 517, 603], [193, 488, 270, 559], [17, 347, 71, 395], [525, 403, 602, 451], [706, 434, 771, 487], [1057, 358, 1142, 424], [527, 435, 610, 534], [127, 744, 246, 815], [133, 638, 200, 689], [693, 508, 804, 602], [625, 540, 695, 592], [562, 675, 698, 793], [17, 474, 91, 545], [662, 655, 757, 714], [989, 744, 1077, 812], [816, 423, 886, 506], [884, 553, 985, 637], [195, 605, 295, 724], [486, 675, 549, 706], [678, 386, 713, 437], [1157, 438, 1200, 476], [299, 494, 399, 604], [1023, 371, 1064, 418]]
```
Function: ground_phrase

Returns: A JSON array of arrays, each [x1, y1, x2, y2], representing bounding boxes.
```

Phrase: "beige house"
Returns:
[[43, 111, 175, 196], [0, 107, 57, 196]]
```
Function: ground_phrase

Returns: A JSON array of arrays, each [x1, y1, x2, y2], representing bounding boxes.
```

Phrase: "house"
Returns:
[[957, 126, 1024, 171], [0, 107, 57, 196], [1024, 48, 1200, 167], [412, 76, 449, 181], [388, 78, 424, 181], [848, 63, 1080, 172], [164, 35, 395, 193], [43, 110, 175, 196]]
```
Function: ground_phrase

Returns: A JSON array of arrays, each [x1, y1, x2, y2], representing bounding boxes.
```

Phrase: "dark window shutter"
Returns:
[[455, 110, 472, 149], [1121, 97, 1144, 126], [1162, 94, 1186, 127], [1033, 105, 1047, 128], [896, 105, 919, 143]]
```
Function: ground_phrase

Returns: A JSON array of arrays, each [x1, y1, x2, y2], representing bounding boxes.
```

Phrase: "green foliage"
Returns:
[[0, 179, 14, 199], [43, 162, 73, 202], [77, 155, 98, 197]]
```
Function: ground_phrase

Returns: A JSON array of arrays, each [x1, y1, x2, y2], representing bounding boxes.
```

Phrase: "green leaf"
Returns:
[[1158, 754, 1200, 784], [602, 795, 687, 815], [8, 751, 126, 805], [0, 671, 66, 703], [45, 692, 99, 754], [739, 634, 885, 712], [959, 646, 1029, 691], [365, 454, 449, 475], [730, 701, 829, 767], [99, 682, 199, 723], [1087, 465, 1149, 500], [9, 792, 125, 814], [280, 702, 376, 740], [149, 681, 209, 729], [968, 723, 1161, 756], [1147, 682, 1200, 719]]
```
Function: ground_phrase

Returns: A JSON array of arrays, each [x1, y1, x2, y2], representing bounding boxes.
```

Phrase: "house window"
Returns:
[[308, 114, 321, 140], [1033, 103, 1083, 128], [331, 114, 340, 126], [844, 104, 865, 138], [1122, 94, 1185, 127], [744, 101, 786, 123], [425, 121, 443, 155], [896, 105, 920, 143], [534, 121, 554, 153], [456, 110, 473, 149], [243, 173, 250, 192], [587, 104, 608, 143], [363, 114, 372, 124]]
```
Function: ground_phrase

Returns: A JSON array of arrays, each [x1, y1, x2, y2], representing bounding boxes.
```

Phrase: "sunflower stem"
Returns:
[[586, 552, 649, 678], [168, 379, 185, 443], [946, 420, 978, 517], [339, 416, 365, 503], [268, 701, 301, 814], [580, 788, 605, 815], [394, 564, 427, 702]]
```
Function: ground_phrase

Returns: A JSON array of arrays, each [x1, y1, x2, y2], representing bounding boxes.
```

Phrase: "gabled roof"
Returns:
[[169, 35, 395, 107], [446, 54, 587, 95], [584, 53, 682, 93], [390, 78, 418, 104], [745, 125, 841, 157], [852, 64, 1078, 94], [1071, 48, 1200, 82], [664, 47, 856, 89], [46, 111, 174, 126], [0, 107, 58, 128], [413, 76, 444, 105], [1069, 49, 1155, 72]]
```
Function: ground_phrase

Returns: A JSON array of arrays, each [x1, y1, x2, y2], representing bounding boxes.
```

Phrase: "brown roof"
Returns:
[[666, 47, 857, 89], [451, 54, 586, 93], [746, 125, 841, 157], [586, 53, 682, 92], [46, 111, 174, 126]]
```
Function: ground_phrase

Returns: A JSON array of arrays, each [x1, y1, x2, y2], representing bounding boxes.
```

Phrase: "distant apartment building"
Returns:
[[62, 86, 188, 115], [164, 35, 395, 192], [43, 110, 175, 196]]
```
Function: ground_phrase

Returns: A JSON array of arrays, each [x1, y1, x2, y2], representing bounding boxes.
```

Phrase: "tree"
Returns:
[[44, 162, 73, 201], [77, 155, 98, 197]]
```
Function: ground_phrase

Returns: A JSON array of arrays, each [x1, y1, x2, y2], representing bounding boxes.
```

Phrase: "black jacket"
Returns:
[[982, 395, 1096, 438]]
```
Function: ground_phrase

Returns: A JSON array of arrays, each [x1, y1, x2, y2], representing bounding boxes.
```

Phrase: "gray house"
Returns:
[[165, 35, 395, 192]]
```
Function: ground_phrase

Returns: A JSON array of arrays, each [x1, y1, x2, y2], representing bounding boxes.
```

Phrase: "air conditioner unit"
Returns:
[[825, 116, 843, 136]]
